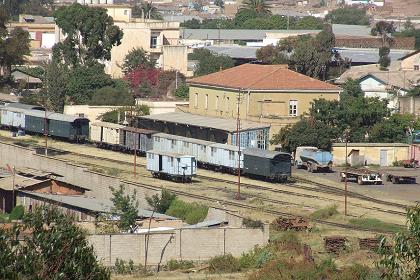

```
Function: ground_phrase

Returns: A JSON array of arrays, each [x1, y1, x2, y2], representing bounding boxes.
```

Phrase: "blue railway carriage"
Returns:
[[0, 106, 26, 129], [90, 122, 125, 149], [119, 127, 155, 154], [243, 148, 292, 182], [24, 110, 90, 141], [146, 150, 197, 182], [206, 143, 243, 172]]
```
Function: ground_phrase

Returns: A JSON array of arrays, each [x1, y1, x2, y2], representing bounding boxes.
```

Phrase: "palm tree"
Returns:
[[240, 0, 271, 15], [133, 2, 162, 20]]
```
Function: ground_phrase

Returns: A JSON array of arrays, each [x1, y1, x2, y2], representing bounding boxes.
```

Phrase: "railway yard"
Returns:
[[0, 130, 415, 235]]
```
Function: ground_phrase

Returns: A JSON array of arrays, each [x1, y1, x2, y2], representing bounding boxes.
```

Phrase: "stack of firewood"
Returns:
[[324, 236, 347, 255]]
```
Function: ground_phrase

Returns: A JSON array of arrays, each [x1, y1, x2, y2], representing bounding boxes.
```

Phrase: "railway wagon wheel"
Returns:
[[340, 172, 345, 182], [357, 176, 364, 185]]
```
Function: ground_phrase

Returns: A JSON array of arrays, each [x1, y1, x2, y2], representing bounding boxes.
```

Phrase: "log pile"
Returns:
[[324, 236, 347, 255], [272, 217, 309, 231], [359, 238, 380, 251]]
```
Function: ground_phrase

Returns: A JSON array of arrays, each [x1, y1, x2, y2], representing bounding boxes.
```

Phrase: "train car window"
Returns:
[[229, 151, 235, 160], [171, 140, 176, 149], [211, 147, 216, 157]]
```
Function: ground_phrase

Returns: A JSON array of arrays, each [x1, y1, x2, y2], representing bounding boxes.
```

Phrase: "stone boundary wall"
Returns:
[[88, 226, 269, 266]]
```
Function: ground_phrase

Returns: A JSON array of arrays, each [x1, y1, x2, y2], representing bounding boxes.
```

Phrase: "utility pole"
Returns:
[[44, 109, 48, 156], [235, 89, 242, 200], [344, 128, 350, 216]]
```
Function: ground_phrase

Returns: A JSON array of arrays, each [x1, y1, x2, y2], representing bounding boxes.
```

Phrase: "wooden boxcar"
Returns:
[[119, 127, 155, 153], [0, 106, 26, 128], [206, 143, 243, 172], [146, 150, 196, 182], [243, 148, 292, 181], [90, 122, 125, 149], [25, 110, 89, 141]]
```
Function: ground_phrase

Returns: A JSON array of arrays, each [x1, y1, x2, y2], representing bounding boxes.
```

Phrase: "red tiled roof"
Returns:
[[188, 64, 339, 91]]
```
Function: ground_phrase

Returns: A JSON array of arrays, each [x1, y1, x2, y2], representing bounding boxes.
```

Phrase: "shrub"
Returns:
[[165, 199, 208, 224], [208, 254, 240, 273], [9, 205, 24, 220], [113, 258, 143, 274], [349, 218, 403, 233], [165, 259, 194, 271], [310, 205, 338, 220], [174, 84, 189, 100], [239, 246, 274, 269], [275, 231, 302, 252], [243, 218, 264, 229]]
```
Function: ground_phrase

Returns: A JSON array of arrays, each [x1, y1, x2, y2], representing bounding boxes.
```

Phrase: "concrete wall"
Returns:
[[63, 105, 123, 122], [332, 143, 410, 166], [0, 141, 159, 206], [400, 52, 420, 71], [135, 100, 189, 114], [398, 96, 420, 117], [88, 226, 269, 266]]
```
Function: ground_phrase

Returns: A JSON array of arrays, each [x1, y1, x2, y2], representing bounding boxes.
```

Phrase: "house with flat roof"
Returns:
[[185, 63, 340, 141]]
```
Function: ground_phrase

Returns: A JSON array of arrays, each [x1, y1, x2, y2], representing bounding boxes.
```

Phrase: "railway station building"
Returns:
[[183, 64, 341, 139], [138, 112, 270, 149]]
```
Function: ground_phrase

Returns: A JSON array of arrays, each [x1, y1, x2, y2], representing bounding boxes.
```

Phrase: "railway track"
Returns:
[[7, 139, 408, 217], [123, 179, 404, 234]]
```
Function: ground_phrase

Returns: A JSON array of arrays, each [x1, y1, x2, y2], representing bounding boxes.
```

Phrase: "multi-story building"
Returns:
[[186, 63, 340, 139]]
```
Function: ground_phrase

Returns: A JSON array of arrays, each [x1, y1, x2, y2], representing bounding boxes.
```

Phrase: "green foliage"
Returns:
[[293, 16, 324, 30], [110, 185, 139, 232], [174, 83, 189, 99], [349, 218, 403, 233], [407, 86, 420, 97], [180, 18, 201, 29], [378, 204, 420, 279], [122, 47, 156, 74], [15, 66, 45, 79], [371, 21, 395, 46], [310, 205, 338, 220], [0, 26, 30, 78], [66, 63, 114, 104], [43, 60, 68, 112], [53, 3, 123, 67], [146, 189, 177, 214], [378, 46, 390, 70], [113, 258, 143, 275], [100, 105, 150, 124], [240, 0, 271, 15], [214, 0, 224, 9], [325, 7, 370, 25], [256, 44, 289, 64], [239, 246, 274, 269], [243, 218, 264, 228], [369, 114, 420, 143], [189, 48, 234, 76], [165, 259, 194, 271], [89, 83, 134, 106], [132, 2, 162, 20], [9, 205, 24, 220], [0, 206, 110, 279], [208, 254, 240, 273], [165, 199, 208, 224]]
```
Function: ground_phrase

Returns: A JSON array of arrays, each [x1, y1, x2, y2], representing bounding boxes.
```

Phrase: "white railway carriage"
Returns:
[[146, 150, 196, 182], [90, 122, 125, 149], [152, 133, 181, 153], [0, 106, 27, 129], [207, 143, 243, 172]]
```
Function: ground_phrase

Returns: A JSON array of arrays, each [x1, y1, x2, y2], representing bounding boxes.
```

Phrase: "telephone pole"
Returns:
[[235, 89, 243, 200]]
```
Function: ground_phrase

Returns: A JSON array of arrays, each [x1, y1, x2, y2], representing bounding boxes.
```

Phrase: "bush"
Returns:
[[165, 259, 194, 271], [165, 199, 208, 224], [310, 205, 338, 220], [349, 218, 403, 233], [9, 205, 24, 220], [275, 231, 302, 252], [174, 84, 189, 100], [113, 258, 143, 274], [208, 254, 240, 273], [243, 218, 264, 229], [239, 246, 274, 269]]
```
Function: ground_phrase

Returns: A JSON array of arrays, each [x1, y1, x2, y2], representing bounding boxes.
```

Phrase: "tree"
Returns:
[[240, 0, 271, 15], [403, 19, 415, 32], [189, 48, 234, 76], [133, 2, 162, 20], [234, 9, 258, 26], [256, 44, 289, 64], [174, 84, 189, 99], [110, 185, 139, 233], [100, 105, 150, 123], [292, 16, 324, 30], [121, 48, 156, 74], [89, 83, 134, 106], [371, 21, 395, 46], [325, 7, 370, 25], [146, 189, 177, 214], [180, 18, 201, 29], [369, 114, 420, 143], [393, 28, 420, 50], [0, 206, 110, 279], [407, 86, 420, 97], [378, 46, 390, 70], [0, 26, 30, 79], [378, 204, 420, 279], [215, 0, 225, 9], [44, 60, 68, 112], [53, 3, 123, 67], [66, 63, 114, 104]]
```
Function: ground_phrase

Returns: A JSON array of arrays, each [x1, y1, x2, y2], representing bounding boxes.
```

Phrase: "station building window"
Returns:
[[216, 96, 219, 110], [194, 93, 198, 108], [205, 94, 208, 110], [289, 100, 298, 117]]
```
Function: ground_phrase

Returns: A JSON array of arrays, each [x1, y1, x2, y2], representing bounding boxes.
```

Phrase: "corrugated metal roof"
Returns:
[[25, 109, 89, 123], [204, 45, 258, 59], [91, 122, 126, 129], [18, 191, 176, 219], [243, 148, 291, 159], [210, 142, 240, 151], [140, 112, 270, 133], [334, 48, 410, 64], [120, 126, 156, 134], [154, 133, 215, 146], [0, 175, 42, 191], [5, 103, 44, 111], [183, 219, 226, 228]]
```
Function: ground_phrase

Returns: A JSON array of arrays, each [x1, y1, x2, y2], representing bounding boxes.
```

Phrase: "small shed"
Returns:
[[11, 69, 42, 89], [332, 143, 410, 167]]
